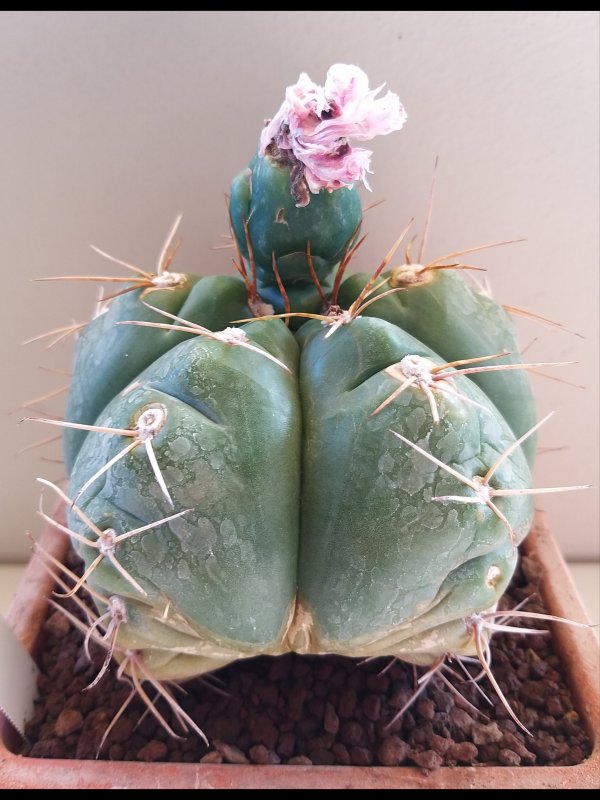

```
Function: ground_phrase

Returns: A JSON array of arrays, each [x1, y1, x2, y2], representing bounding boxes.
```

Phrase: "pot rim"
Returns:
[[1, 509, 598, 789]]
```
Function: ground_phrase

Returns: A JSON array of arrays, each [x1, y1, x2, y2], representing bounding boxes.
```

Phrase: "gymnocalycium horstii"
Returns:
[[26, 64, 590, 746]]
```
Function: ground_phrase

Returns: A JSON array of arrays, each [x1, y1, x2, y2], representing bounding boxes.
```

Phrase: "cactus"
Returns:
[[28, 64, 588, 740]]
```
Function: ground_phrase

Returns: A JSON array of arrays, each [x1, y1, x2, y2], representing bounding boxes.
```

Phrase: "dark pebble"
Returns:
[[213, 740, 249, 764], [519, 680, 547, 709], [547, 696, 564, 717], [409, 749, 443, 771], [362, 694, 382, 722], [471, 722, 503, 745], [429, 686, 453, 714], [287, 684, 307, 721], [76, 732, 100, 760], [416, 698, 436, 721], [377, 736, 409, 766], [248, 712, 278, 749], [36, 673, 51, 694], [447, 741, 478, 763], [288, 755, 313, 765], [339, 720, 366, 747], [249, 744, 281, 764], [498, 748, 521, 766], [108, 744, 125, 761], [450, 707, 473, 732], [29, 739, 67, 759], [429, 733, 452, 755], [206, 714, 241, 744], [332, 742, 351, 765], [529, 731, 562, 761], [136, 713, 158, 738], [200, 750, 224, 763], [323, 701, 339, 734], [308, 733, 335, 751], [54, 709, 83, 738], [44, 610, 70, 638], [136, 740, 168, 762], [501, 731, 536, 764], [338, 689, 357, 719], [104, 716, 133, 746], [255, 682, 279, 706]]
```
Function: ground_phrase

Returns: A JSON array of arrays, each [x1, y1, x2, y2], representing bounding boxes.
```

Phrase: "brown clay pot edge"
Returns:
[[1, 510, 598, 789]]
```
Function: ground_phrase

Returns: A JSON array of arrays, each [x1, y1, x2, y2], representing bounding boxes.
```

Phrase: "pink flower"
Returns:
[[259, 64, 407, 206]]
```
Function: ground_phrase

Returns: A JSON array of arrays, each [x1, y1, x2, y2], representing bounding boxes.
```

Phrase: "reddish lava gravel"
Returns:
[[20, 553, 591, 768]]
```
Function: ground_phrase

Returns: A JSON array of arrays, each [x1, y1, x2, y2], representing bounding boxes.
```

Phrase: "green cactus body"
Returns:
[[49, 66, 547, 698], [64, 275, 251, 470], [67, 320, 300, 681], [337, 269, 538, 464], [229, 154, 362, 314], [295, 317, 532, 664], [65, 307, 534, 680]]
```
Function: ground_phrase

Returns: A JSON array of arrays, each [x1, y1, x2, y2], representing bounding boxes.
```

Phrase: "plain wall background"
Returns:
[[0, 11, 598, 561]]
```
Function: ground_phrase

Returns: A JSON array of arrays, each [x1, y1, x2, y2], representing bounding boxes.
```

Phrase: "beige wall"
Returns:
[[1, 11, 597, 560]]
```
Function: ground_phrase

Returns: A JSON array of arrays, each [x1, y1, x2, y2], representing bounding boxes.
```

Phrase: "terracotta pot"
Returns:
[[1, 511, 598, 789]]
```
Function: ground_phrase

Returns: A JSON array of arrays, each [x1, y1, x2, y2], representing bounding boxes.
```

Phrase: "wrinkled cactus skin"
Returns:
[[68, 320, 301, 680], [295, 318, 532, 663], [65, 161, 536, 680], [337, 270, 537, 465], [64, 275, 251, 471]]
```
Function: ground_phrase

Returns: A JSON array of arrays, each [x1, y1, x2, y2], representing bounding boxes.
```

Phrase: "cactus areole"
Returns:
[[51, 64, 548, 688]]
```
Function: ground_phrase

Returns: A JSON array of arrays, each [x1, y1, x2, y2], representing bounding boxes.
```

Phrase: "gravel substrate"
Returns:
[[20, 553, 592, 767]]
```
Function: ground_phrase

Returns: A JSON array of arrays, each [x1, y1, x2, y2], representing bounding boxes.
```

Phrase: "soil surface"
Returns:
[[20, 552, 592, 767]]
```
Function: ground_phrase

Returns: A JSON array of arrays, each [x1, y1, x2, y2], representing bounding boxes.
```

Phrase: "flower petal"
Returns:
[[259, 64, 406, 198]]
